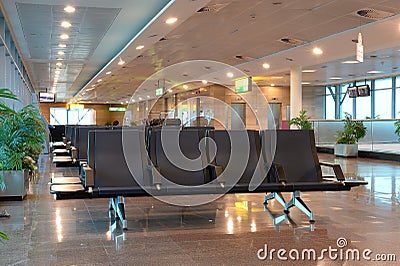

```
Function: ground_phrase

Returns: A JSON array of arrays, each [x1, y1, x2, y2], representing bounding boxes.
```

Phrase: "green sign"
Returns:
[[156, 87, 164, 96], [235, 77, 251, 93], [109, 107, 127, 112]]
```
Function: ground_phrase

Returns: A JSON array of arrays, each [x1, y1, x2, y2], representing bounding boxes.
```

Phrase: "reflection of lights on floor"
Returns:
[[55, 208, 63, 242], [251, 222, 257, 232], [227, 218, 234, 234], [106, 230, 112, 241], [225, 210, 229, 217], [236, 216, 242, 222]]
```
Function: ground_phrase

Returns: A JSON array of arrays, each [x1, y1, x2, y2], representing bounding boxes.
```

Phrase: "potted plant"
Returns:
[[0, 94, 46, 199], [288, 109, 312, 130], [394, 119, 400, 141], [334, 113, 367, 157]]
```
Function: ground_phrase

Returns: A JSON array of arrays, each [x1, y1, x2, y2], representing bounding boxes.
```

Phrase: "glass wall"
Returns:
[[50, 108, 96, 125], [325, 76, 400, 120]]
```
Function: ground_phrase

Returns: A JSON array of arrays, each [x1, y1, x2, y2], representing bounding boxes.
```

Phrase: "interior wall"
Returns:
[[39, 103, 126, 125]]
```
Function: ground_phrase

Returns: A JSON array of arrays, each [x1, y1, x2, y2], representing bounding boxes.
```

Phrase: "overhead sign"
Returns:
[[235, 77, 252, 93], [109, 107, 127, 112], [356, 32, 363, 63], [156, 87, 164, 96]]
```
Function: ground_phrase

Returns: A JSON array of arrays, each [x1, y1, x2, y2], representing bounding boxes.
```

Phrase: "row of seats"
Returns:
[[50, 127, 367, 228]]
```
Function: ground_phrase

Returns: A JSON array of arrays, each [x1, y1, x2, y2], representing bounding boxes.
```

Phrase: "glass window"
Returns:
[[340, 84, 354, 118], [49, 108, 96, 125], [395, 88, 400, 118], [396, 76, 400, 88], [325, 86, 335, 119], [375, 77, 392, 90], [375, 89, 392, 119], [356, 96, 371, 119], [50, 108, 67, 125]]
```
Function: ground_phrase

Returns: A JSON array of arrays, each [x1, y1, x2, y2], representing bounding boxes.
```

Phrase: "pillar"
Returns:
[[290, 66, 302, 120]]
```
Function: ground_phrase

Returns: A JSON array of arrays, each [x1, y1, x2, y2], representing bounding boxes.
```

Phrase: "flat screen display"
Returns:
[[347, 86, 358, 98], [357, 84, 370, 97], [39, 92, 55, 103]]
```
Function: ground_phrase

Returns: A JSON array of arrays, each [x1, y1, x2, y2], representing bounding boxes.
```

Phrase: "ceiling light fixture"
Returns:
[[58, 51, 65, 55], [313, 47, 323, 55], [139, 97, 143, 101], [201, 80, 208, 84], [168, 89, 173, 93], [342, 60, 360, 64], [56, 58, 63, 61], [227, 72, 234, 78], [106, 71, 112, 75], [262, 63, 270, 69], [301, 82, 311, 85], [165, 17, 178, 24], [55, 70, 61, 74], [136, 45, 145, 50], [97, 79, 103, 82], [118, 57, 125, 65], [60, 34, 69, 40], [61, 21, 72, 28], [56, 62, 62, 67], [183, 85, 189, 89], [64, 5, 76, 13], [329, 77, 342, 80], [58, 44, 67, 48], [302, 69, 317, 73], [367, 70, 384, 74], [147, 95, 150, 98], [271, 84, 275, 87]]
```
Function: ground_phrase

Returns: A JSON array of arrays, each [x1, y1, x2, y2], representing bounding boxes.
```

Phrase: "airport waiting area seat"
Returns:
[[49, 127, 367, 229]]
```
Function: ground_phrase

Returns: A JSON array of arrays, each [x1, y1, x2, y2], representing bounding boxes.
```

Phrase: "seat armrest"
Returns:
[[319, 161, 345, 181], [82, 166, 94, 187]]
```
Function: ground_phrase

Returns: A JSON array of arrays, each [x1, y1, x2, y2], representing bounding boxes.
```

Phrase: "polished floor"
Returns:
[[0, 154, 399, 265]]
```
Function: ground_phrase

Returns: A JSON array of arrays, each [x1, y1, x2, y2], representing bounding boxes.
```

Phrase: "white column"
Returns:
[[290, 66, 302, 120]]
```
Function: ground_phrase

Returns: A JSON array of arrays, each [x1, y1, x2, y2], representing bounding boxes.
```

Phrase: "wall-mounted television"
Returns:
[[39, 92, 55, 103], [357, 84, 370, 97], [347, 86, 358, 98]]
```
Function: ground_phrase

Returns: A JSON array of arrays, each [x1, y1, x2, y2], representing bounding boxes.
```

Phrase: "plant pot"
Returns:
[[0, 170, 29, 200], [334, 144, 358, 157]]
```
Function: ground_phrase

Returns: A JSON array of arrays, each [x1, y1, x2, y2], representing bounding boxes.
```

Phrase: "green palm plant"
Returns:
[[288, 109, 313, 130]]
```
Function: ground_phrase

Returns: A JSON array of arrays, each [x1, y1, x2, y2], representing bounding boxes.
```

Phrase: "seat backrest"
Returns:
[[154, 127, 206, 186], [262, 130, 322, 183], [88, 129, 146, 188], [75, 126, 107, 160], [50, 125, 65, 141], [212, 130, 266, 186]]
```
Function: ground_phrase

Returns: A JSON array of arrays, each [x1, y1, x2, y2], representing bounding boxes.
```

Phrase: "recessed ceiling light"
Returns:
[[56, 58, 63, 61], [60, 34, 69, 40], [106, 71, 112, 75], [139, 97, 143, 101], [227, 72, 234, 78], [201, 80, 208, 84], [147, 95, 150, 98], [342, 60, 360, 64], [55, 70, 61, 74], [313, 47, 323, 55], [302, 69, 316, 73], [64, 5, 76, 13], [271, 83, 275, 86], [56, 62, 62, 66], [262, 63, 270, 69], [183, 85, 189, 89], [97, 79, 103, 83], [367, 70, 384, 74], [301, 82, 311, 85], [271, 76, 283, 79], [58, 44, 67, 48], [329, 77, 342, 80], [165, 17, 178, 24], [58, 51, 65, 55], [136, 45, 144, 50], [118, 58, 125, 65], [61, 21, 72, 28], [168, 89, 173, 93], [132, 100, 136, 103]]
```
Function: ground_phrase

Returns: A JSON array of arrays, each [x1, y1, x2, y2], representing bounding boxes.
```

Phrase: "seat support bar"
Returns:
[[109, 196, 127, 230]]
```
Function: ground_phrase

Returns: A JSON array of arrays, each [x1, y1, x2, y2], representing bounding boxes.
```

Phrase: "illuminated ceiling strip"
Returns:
[[75, 0, 176, 98]]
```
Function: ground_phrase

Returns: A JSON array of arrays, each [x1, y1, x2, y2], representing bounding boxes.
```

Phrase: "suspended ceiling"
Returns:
[[1, 0, 400, 103]]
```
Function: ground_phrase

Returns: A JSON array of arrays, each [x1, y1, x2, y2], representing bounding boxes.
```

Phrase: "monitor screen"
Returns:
[[39, 92, 55, 103], [347, 86, 358, 98], [357, 84, 370, 97]]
